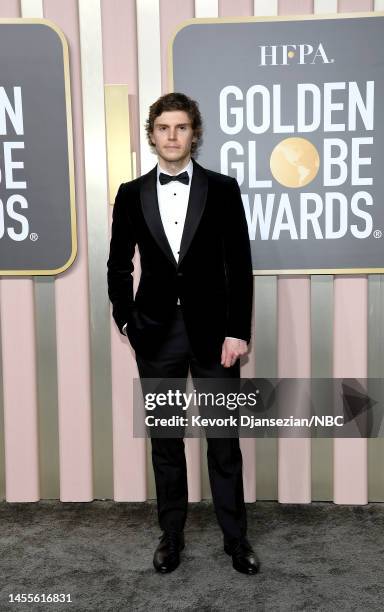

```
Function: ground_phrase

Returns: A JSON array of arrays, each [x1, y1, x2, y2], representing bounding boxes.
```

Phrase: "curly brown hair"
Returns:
[[145, 92, 203, 155]]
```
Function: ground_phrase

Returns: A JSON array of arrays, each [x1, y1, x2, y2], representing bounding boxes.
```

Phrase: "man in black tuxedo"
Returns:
[[107, 93, 259, 575]]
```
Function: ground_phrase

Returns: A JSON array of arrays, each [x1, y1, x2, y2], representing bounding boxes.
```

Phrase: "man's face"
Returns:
[[150, 110, 196, 165]]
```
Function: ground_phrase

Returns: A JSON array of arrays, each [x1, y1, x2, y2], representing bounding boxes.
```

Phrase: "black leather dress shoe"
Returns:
[[153, 532, 185, 573], [224, 538, 260, 575]]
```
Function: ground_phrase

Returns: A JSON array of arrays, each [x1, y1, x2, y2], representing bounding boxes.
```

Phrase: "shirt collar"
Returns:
[[157, 158, 193, 183]]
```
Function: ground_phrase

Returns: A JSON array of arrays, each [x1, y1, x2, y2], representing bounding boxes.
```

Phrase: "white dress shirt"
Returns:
[[157, 159, 193, 263]]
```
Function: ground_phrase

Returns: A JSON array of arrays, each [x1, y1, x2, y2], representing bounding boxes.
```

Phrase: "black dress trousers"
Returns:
[[135, 306, 247, 546]]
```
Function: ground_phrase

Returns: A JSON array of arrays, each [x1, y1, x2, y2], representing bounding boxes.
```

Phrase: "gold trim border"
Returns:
[[168, 11, 384, 276], [0, 18, 77, 276], [104, 85, 133, 205]]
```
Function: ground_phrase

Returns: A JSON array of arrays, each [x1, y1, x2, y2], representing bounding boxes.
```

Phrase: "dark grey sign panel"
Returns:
[[172, 14, 384, 273], [0, 21, 76, 275]]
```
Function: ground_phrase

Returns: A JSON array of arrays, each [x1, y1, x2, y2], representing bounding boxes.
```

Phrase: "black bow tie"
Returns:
[[159, 171, 189, 186]]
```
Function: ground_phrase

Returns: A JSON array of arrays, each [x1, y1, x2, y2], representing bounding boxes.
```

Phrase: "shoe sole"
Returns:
[[154, 562, 180, 574]]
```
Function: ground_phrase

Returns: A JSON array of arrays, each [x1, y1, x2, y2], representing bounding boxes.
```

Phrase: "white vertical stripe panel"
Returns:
[[374, 0, 384, 9], [78, 0, 109, 204], [78, 0, 113, 498], [253, 0, 278, 15], [195, 0, 218, 16], [20, 0, 43, 16], [136, 0, 161, 174], [314, 0, 338, 11]]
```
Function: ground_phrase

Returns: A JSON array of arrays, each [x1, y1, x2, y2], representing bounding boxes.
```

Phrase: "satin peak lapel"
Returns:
[[140, 166, 177, 266], [178, 160, 208, 266]]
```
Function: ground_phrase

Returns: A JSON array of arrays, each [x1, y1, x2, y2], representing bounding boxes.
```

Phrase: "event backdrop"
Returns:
[[0, 0, 383, 505]]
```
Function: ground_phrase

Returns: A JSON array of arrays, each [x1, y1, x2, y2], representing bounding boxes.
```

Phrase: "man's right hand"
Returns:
[[221, 338, 248, 368]]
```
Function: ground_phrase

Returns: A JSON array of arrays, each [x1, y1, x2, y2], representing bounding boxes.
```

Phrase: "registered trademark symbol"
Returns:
[[373, 230, 382, 239], [30, 232, 39, 241]]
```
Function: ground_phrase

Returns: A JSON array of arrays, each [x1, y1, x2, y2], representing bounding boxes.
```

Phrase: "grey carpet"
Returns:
[[0, 500, 383, 611]]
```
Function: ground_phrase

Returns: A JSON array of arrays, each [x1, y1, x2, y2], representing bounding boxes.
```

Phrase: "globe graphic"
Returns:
[[269, 137, 320, 188]]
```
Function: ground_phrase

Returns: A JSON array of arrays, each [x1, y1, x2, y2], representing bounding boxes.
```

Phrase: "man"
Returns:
[[107, 92, 258, 575]]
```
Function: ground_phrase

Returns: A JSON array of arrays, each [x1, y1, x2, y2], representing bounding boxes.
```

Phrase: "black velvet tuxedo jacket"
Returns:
[[107, 158, 253, 361]]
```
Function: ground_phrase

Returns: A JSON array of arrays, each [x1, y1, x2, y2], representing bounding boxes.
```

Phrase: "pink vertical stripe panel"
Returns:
[[43, 0, 93, 501], [101, 0, 146, 501], [333, 279, 368, 504], [277, 278, 311, 503], [101, 0, 140, 167], [338, 0, 373, 11], [219, 0, 254, 16], [1, 282, 39, 501], [0, 0, 39, 504], [277, 0, 312, 504], [278, 0, 313, 13], [0, 1, 19, 16], [332, 0, 371, 506], [101, 0, 138, 85], [160, 0, 194, 93], [160, 0, 201, 502], [219, 0, 256, 504]]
